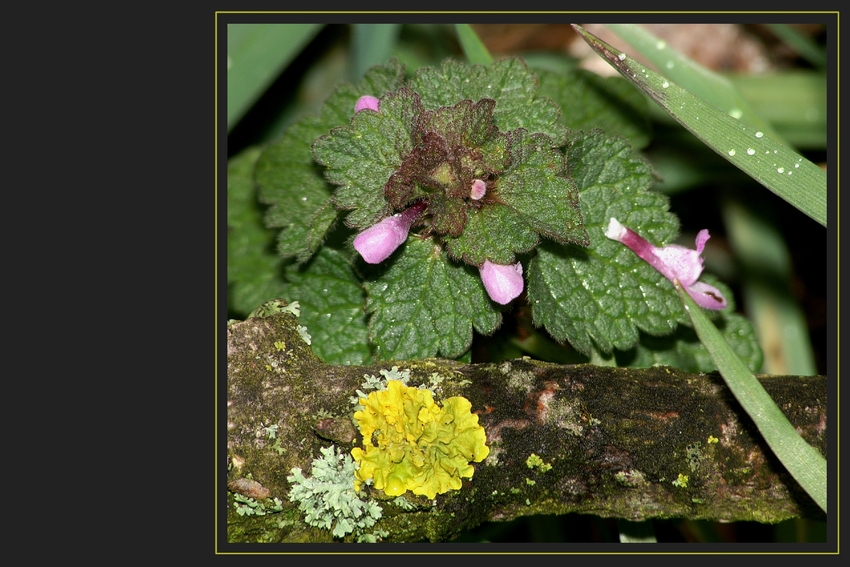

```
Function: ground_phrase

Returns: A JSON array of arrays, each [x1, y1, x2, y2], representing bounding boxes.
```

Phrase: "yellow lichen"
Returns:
[[351, 380, 489, 499], [525, 453, 552, 473]]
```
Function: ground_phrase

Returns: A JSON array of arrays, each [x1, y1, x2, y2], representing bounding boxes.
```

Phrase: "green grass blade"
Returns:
[[764, 23, 827, 70], [729, 71, 827, 150], [674, 280, 827, 513], [454, 24, 493, 66], [574, 25, 826, 227], [351, 24, 402, 81], [604, 23, 785, 144], [227, 24, 323, 131], [720, 194, 819, 376]]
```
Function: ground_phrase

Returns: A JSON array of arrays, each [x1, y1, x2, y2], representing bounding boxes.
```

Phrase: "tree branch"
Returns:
[[224, 310, 827, 543]]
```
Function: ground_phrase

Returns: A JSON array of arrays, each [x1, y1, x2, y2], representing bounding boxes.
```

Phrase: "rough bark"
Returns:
[[223, 310, 827, 543]]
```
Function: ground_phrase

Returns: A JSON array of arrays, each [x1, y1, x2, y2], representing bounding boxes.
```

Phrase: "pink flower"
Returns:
[[480, 260, 524, 305], [354, 95, 380, 113], [604, 217, 727, 310], [353, 203, 426, 264]]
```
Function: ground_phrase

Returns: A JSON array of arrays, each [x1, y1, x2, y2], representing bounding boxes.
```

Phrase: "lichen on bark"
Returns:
[[224, 308, 826, 543]]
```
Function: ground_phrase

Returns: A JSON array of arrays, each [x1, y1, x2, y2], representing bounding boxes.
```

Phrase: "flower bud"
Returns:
[[354, 95, 380, 113], [470, 179, 487, 200], [353, 202, 426, 264], [479, 260, 524, 305]]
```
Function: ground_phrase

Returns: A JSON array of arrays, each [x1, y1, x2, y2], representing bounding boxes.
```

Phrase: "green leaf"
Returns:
[[407, 57, 568, 145], [454, 24, 493, 66], [227, 24, 324, 131], [255, 114, 339, 263], [364, 237, 501, 360], [257, 60, 407, 261], [444, 130, 587, 265], [574, 24, 826, 227], [615, 282, 763, 374], [535, 67, 652, 150], [444, 201, 539, 265], [227, 146, 287, 317], [527, 129, 686, 356], [497, 131, 588, 245], [282, 247, 372, 365], [312, 85, 420, 230], [675, 279, 827, 513]]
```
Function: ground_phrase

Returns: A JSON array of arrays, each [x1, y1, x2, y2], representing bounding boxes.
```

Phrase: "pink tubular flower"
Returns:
[[480, 260, 524, 305], [354, 95, 380, 113], [604, 217, 727, 310], [353, 203, 426, 264]]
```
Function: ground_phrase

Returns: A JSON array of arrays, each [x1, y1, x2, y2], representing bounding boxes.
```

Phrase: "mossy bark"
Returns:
[[223, 311, 827, 543]]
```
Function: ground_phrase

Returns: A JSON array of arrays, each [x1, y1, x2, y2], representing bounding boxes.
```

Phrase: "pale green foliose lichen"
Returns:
[[350, 366, 416, 407], [249, 299, 301, 318], [296, 324, 312, 345], [287, 445, 383, 538], [233, 494, 284, 517]]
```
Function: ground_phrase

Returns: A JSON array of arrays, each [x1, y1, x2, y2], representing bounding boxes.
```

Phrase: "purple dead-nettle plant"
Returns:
[[604, 217, 727, 310], [314, 65, 588, 309], [349, 93, 521, 301], [254, 58, 758, 363]]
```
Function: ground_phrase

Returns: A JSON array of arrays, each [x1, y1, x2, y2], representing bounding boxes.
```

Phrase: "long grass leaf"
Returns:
[[454, 24, 493, 66], [765, 23, 827, 70], [573, 24, 826, 227], [605, 23, 786, 144], [351, 24, 402, 81], [729, 72, 827, 150], [721, 194, 819, 376], [675, 280, 827, 513], [227, 24, 323, 131]]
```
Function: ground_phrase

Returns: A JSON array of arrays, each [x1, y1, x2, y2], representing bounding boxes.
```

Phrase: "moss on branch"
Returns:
[[224, 308, 827, 543]]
